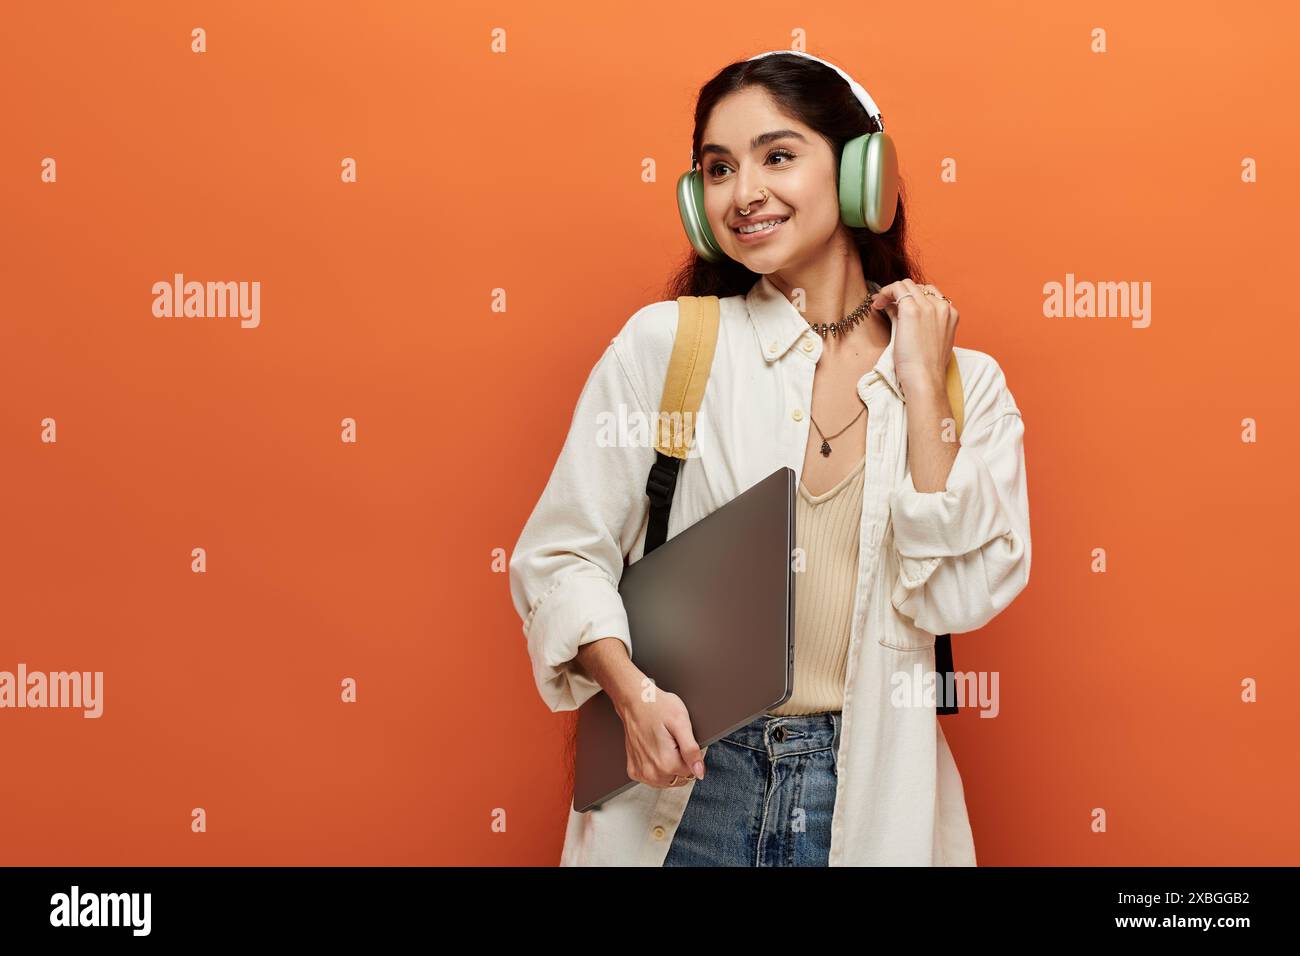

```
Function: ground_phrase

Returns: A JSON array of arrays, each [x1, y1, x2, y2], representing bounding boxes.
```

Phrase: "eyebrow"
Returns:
[[699, 129, 809, 160]]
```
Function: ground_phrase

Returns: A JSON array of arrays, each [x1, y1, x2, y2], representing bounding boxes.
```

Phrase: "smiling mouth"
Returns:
[[733, 216, 790, 236]]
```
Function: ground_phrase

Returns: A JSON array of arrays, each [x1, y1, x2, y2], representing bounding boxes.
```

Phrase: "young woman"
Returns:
[[509, 51, 1031, 866]]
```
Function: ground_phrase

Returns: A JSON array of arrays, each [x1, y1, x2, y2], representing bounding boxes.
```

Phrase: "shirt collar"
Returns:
[[745, 274, 904, 402]]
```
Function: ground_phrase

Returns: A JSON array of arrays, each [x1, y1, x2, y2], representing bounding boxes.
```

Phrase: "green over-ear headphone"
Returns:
[[676, 49, 900, 263]]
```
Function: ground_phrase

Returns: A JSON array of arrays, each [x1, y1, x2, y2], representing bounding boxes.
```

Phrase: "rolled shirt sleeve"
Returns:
[[508, 324, 660, 712], [889, 359, 1031, 635]]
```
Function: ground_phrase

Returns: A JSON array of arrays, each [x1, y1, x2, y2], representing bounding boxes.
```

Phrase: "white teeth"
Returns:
[[737, 217, 788, 235]]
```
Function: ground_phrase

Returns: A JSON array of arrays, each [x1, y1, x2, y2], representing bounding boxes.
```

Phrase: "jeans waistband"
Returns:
[[720, 711, 840, 757]]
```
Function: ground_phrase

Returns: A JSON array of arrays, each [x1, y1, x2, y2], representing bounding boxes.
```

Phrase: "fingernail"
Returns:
[[693, 761, 704, 779]]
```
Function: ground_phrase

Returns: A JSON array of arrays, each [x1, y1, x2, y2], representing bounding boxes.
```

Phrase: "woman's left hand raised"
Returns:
[[870, 278, 958, 398]]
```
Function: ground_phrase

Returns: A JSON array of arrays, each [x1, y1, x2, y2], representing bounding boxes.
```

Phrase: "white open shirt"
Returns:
[[509, 274, 1031, 866]]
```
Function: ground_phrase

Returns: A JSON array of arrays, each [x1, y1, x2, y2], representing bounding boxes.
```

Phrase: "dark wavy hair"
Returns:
[[663, 52, 928, 300]]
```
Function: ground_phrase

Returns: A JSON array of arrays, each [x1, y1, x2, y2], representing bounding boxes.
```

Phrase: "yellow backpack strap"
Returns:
[[654, 296, 720, 459], [945, 351, 964, 437], [643, 295, 720, 556]]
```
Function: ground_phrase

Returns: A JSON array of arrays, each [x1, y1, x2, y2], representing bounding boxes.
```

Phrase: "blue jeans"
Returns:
[[663, 711, 840, 867]]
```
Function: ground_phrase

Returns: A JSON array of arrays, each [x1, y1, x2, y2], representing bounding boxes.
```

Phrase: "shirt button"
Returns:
[[791, 409, 803, 421], [802, 340, 814, 352], [767, 342, 778, 355], [652, 825, 666, 840]]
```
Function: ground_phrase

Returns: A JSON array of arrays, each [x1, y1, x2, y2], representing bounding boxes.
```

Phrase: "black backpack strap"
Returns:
[[935, 633, 958, 715], [643, 450, 682, 556]]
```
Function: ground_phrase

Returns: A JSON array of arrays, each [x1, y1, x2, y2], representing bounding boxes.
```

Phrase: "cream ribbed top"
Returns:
[[766, 452, 866, 717]]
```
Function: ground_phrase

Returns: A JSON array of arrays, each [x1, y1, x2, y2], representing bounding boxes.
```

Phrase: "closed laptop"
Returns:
[[573, 466, 796, 812]]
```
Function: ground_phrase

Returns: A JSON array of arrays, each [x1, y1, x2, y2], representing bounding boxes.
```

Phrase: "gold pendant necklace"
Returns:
[[806, 283, 876, 454], [810, 403, 866, 457]]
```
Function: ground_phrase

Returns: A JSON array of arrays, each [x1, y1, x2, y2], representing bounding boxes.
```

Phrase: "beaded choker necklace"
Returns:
[[806, 289, 877, 339]]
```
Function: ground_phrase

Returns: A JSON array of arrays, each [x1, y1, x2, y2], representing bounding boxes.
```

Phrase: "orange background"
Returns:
[[2, 0, 1297, 865]]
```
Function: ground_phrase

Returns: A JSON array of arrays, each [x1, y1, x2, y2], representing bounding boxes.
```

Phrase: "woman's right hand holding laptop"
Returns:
[[614, 681, 706, 789], [575, 636, 706, 788]]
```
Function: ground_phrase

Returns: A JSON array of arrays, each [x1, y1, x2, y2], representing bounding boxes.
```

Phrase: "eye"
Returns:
[[707, 149, 796, 179]]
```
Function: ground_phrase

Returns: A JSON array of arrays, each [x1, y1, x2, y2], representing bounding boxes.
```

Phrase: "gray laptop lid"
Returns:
[[573, 466, 795, 813]]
